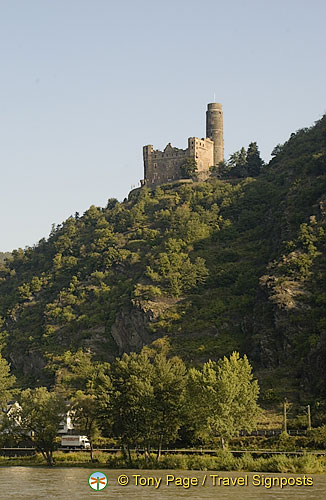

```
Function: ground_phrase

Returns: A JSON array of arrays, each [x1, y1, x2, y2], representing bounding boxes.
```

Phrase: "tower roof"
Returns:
[[207, 102, 222, 110]]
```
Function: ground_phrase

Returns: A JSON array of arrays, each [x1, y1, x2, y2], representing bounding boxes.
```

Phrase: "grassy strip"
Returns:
[[1, 451, 326, 473]]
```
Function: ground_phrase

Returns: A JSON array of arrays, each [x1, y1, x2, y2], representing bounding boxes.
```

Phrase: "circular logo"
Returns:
[[88, 471, 108, 491]]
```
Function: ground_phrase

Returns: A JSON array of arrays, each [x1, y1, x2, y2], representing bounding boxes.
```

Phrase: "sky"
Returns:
[[0, 0, 325, 251]]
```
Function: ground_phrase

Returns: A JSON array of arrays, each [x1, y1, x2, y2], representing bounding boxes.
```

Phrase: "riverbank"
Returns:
[[1, 450, 326, 473]]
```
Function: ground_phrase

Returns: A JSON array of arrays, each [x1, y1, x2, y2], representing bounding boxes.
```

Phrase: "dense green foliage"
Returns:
[[5, 387, 66, 466], [103, 339, 188, 459], [188, 352, 260, 444], [0, 353, 15, 407], [2, 347, 260, 463], [48, 349, 110, 461], [52, 343, 259, 455], [0, 115, 325, 403], [212, 141, 264, 178], [0, 253, 11, 265], [181, 158, 198, 179]]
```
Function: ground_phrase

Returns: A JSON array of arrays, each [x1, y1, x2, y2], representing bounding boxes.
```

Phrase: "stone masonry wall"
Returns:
[[192, 137, 214, 180], [141, 103, 222, 188], [143, 137, 213, 187]]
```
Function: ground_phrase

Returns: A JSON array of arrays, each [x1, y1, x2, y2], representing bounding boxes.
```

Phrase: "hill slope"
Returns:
[[0, 116, 325, 398]]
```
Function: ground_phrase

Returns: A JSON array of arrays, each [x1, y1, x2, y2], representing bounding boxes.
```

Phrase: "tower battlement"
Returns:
[[141, 103, 224, 188]]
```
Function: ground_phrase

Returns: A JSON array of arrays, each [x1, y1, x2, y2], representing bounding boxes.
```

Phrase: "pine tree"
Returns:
[[246, 142, 264, 176], [227, 147, 248, 177]]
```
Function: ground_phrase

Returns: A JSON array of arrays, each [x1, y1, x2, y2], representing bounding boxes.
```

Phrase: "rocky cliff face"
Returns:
[[111, 306, 154, 354], [9, 348, 46, 380], [110, 297, 176, 354]]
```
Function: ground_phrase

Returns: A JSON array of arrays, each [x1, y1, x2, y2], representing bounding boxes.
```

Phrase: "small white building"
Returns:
[[58, 409, 75, 435]]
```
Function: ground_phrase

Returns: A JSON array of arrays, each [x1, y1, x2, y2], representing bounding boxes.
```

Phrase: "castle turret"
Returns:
[[206, 102, 224, 165]]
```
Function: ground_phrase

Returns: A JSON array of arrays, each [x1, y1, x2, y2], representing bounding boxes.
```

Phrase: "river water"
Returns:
[[0, 468, 325, 499]]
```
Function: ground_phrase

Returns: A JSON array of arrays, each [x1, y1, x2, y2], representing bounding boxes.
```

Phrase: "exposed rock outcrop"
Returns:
[[110, 297, 176, 354]]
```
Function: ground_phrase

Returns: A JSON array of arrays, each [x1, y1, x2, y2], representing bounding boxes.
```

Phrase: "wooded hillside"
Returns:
[[0, 115, 325, 401]]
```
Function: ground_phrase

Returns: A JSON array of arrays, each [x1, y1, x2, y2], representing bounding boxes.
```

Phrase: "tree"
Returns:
[[8, 387, 66, 466], [49, 349, 111, 462], [246, 142, 264, 176], [223, 143, 263, 178], [144, 338, 187, 460], [210, 160, 230, 178], [0, 353, 15, 409], [227, 147, 248, 178], [108, 350, 154, 462], [48, 349, 102, 392], [106, 340, 187, 462], [188, 352, 260, 447], [0, 252, 12, 265], [146, 238, 208, 297], [228, 147, 247, 168], [70, 391, 100, 461], [271, 143, 284, 156], [181, 158, 198, 179]]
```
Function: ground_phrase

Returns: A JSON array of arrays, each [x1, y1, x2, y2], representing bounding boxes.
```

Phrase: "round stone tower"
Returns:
[[206, 102, 224, 165]]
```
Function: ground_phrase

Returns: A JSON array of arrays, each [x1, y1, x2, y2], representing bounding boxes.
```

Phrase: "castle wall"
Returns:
[[192, 137, 214, 179], [143, 138, 213, 187], [142, 103, 222, 187], [143, 143, 189, 187]]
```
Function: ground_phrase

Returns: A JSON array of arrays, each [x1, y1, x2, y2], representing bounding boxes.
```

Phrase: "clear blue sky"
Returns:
[[1, 0, 325, 251]]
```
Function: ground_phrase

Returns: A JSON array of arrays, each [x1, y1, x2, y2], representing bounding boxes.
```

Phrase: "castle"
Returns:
[[141, 103, 224, 187]]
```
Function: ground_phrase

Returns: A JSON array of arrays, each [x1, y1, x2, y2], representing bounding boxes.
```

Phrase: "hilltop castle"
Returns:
[[141, 103, 224, 187]]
